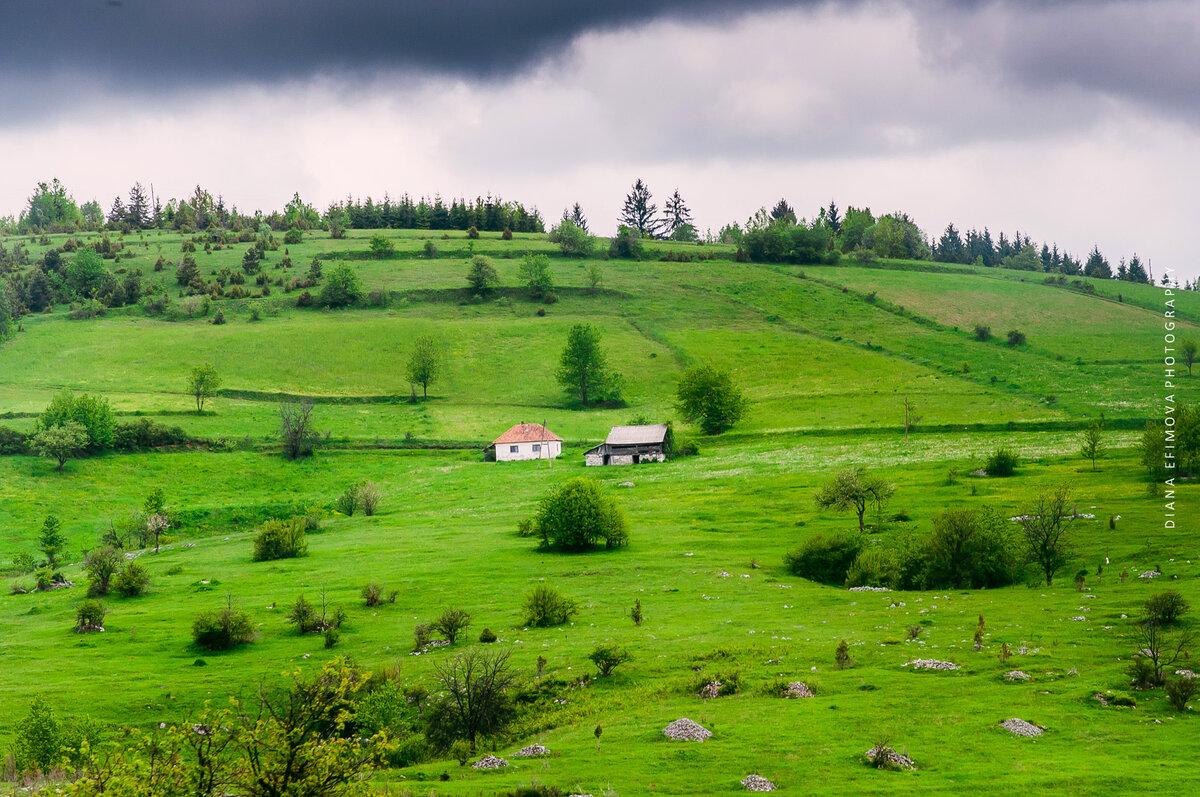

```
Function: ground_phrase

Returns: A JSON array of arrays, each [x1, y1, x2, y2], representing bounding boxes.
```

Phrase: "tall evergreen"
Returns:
[[619, 179, 663, 238], [662, 190, 693, 237], [826, 201, 841, 234], [564, 202, 589, 232], [126, 182, 150, 229], [769, 198, 796, 225]]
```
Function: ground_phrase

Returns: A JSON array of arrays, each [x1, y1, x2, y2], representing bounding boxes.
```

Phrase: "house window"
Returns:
[[509, 445, 519, 453], [532, 444, 541, 452]]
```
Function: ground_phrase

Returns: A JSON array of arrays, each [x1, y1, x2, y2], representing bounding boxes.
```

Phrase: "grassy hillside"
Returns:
[[0, 227, 1196, 795]]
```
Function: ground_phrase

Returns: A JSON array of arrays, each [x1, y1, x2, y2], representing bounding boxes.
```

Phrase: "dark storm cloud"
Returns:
[[0, 0, 799, 88]]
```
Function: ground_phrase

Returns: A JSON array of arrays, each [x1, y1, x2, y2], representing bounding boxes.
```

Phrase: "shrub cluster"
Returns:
[[252, 517, 308, 561], [192, 599, 255, 650], [528, 478, 628, 551], [521, 584, 578, 627]]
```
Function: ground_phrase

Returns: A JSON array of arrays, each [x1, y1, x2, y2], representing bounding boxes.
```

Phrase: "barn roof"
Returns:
[[605, 424, 669, 446], [492, 423, 563, 445]]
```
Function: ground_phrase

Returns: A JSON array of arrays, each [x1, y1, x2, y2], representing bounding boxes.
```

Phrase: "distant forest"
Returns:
[[0, 177, 1174, 292]]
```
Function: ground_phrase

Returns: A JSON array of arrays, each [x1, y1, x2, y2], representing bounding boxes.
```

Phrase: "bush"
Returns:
[[521, 584, 578, 627], [530, 477, 629, 551], [112, 561, 150, 597], [974, 325, 991, 341], [296, 289, 315, 307], [690, 669, 742, 697], [423, 241, 438, 259], [284, 228, 303, 245], [467, 225, 479, 239], [251, 517, 308, 561], [336, 484, 361, 516], [324, 627, 340, 649], [784, 534, 863, 585], [1145, 591, 1190, 625], [319, 263, 364, 308], [479, 627, 498, 643], [845, 547, 902, 589], [362, 581, 383, 607], [191, 598, 255, 650], [984, 449, 1019, 476], [835, 639, 852, 669], [1166, 676, 1199, 711], [75, 599, 107, 632], [287, 594, 344, 635], [359, 481, 381, 516], [83, 546, 123, 597], [923, 507, 1019, 589], [431, 607, 471, 644], [607, 225, 644, 259], [587, 645, 630, 677], [1006, 329, 1026, 346]]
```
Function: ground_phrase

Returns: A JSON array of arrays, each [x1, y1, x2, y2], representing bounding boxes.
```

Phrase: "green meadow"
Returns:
[[0, 227, 1196, 795]]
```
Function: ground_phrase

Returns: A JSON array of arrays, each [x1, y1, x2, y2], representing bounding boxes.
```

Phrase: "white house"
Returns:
[[492, 423, 563, 462]]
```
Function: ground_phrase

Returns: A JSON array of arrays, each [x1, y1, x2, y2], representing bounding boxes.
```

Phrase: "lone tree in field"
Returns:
[[903, 396, 922, 443], [556, 324, 620, 406], [368, 234, 395, 258], [1018, 484, 1076, 587], [618, 178, 664, 238], [30, 421, 88, 471], [279, 400, 320, 459], [425, 647, 517, 753], [1080, 421, 1106, 470], [465, 255, 500, 294], [675, 364, 748, 435], [815, 468, 896, 532], [406, 335, 442, 400], [1183, 339, 1198, 376], [531, 477, 629, 551], [188, 363, 220, 413]]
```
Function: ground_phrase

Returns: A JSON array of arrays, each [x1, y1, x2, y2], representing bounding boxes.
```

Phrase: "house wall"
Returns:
[[495, 440, 562, 462], [585, 451, 606, 467]]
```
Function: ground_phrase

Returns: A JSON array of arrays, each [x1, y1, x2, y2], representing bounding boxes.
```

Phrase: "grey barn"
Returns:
[[584, 424, 670, 466]]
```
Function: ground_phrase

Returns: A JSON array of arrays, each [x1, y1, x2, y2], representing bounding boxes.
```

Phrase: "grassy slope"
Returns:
[[0, 228, 1197, 794]]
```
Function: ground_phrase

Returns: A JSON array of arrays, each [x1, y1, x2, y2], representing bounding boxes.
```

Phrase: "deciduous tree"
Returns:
[[556, 324, 620, 406], [1018, 484, 1076, 587], [675, 364, 748, 435], [406, 335, 442, 400], [815, 468, 895, 532], [187, 363, 221, 413]]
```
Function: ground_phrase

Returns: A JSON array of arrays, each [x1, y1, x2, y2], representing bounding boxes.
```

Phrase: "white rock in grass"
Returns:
[[663, 718, 712, 741], [742, 773, 776, 791], [471, 754, 508, 769], [1001, 718, 1044, 737]]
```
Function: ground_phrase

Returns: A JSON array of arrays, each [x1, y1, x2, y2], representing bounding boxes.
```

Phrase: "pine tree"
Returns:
[[618, 179, 663, 238], [126, 183, 150, 229], [826, 200, 841, 234], [568, 202, 589, 232], [662, 189, 693, 238], [107, 196, 126, 228], [769, 199, 795, 225], [1126, 254, 1150, 284]]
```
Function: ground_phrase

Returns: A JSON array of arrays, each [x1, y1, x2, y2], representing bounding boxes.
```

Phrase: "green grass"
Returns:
[[0, 227, 1197, 794]]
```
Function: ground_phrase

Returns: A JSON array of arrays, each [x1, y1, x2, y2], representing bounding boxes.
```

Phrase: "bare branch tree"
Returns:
[[1018, 484, 1075, 587], [279, 400, 320, 459]]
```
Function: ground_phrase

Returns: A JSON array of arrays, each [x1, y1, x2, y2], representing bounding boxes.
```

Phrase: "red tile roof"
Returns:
[[492, 423, 563, 445]]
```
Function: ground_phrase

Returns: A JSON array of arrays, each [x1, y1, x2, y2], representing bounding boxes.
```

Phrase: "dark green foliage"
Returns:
[[631, 598, 643, 626], [319, 263, 364, 307], [835, 639, 851, 669], [588, 645, 630, 677], [465, 255, 500, 294], [284, 228, 303, 245], [39, 515, 66, 569], [690, 669, 743, 696], [1166, 676, 1199, 711], [547, 219, 594, 256], [674, 364, 748, 435], [113, 561, 150, 597], [479, 627, 498, 643], [0, 425, 29, 455], [467, 225, 479, 239], [743, 221, 840, 264], [974, 325, 992, 341], [985, 448, 1019, 476], [1145, 590, 1190, 626], [191, 598, 255, 650], [923, 508, 1018, 589], [785, 534, 863, 585], [607, 224, 644, 259], [556, 323, 622, 406], [337, 484, 361, 515], [521, 584, 579, 627], [252, 517, 308, 561], [1006, 329, 1026, 346], [368, 234, 394, 258], [30, 421, 88, 470], [75, 599, 107, 632], [531, 477, 629, 551], [112, 418, 191, 450], [323, 627, 340, 648]]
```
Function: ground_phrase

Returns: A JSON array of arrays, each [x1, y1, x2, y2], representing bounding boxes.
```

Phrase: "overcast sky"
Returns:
[[1, 0, 1195, 276]]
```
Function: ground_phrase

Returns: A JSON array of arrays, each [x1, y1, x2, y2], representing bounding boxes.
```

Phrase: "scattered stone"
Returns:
[[512, 744, 550, 757], [783, 681, 814, 698], [1068, 668, 1078, 676], [1069, 616, 1087, 622], [970, 468, 987, 477], [77, 623, 105, 633], [1017, 646, 1041, 655], [866, 745, 916, 770], [1139, 570, 1162, 579], [903, 659, 960, 671], [1000, 718, 1044, 737], [848, 585, 889, 592], [698, 681, 723, 699], [471, 754, 509, 769], [1176, 669, 1197, 679], [741, 774, 776, 791], [718, 571, 731, 578], [663, 718, 712, 741], [618, 481, 635, 487], [1004, 671, 1031, 681]]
